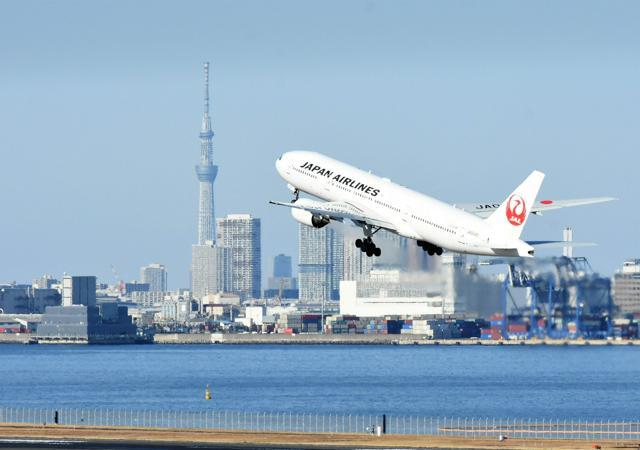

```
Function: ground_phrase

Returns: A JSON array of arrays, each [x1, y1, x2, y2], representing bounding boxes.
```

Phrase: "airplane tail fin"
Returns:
[[485, 170, 545, 241]]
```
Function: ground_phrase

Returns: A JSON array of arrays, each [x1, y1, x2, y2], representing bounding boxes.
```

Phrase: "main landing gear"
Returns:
[[417, 240, 443, 256], [291, 188, 300, 203], [355, 237, 381, 258]]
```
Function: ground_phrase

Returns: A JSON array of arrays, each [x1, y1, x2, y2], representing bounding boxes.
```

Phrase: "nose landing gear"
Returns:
[[355, 237, 381, 258]]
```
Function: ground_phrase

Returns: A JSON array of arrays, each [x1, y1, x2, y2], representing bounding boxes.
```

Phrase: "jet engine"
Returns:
[[291, 208, 330, 229]]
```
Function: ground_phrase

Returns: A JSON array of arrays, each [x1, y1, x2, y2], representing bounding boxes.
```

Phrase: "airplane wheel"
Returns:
[[355, 239, 363, 248], [436, 247, 443, 256], [374, 247, 381, 257], [427, 248, 435, 256], [366, 249, 373, 257]]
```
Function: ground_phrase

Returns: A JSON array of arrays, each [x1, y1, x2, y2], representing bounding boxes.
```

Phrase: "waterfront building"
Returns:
[[37, 303, 138, 344], [140, 264, 167, 292], [191, 241, 230, 300], [339, 257, 501, 318], [298, 224, 343, 303], [62, 276, 96, 307], [613, 259, 640, 315], [38, 275, 138, 344], [0, 286, 61, 314], [216, 214, 261, 300]]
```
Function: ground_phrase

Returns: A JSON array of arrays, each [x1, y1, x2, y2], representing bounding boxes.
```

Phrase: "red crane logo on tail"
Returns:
[[505, 194, 526, 226]]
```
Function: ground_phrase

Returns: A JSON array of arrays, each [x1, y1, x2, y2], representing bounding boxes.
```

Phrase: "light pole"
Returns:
[[321, 281, 326, 334]]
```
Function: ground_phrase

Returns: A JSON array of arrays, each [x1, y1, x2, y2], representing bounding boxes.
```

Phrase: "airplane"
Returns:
[[270, 151, 614, 258]]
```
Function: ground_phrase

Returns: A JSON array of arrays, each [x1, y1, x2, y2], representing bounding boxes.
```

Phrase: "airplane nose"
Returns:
[[275, 153, 286, 176]]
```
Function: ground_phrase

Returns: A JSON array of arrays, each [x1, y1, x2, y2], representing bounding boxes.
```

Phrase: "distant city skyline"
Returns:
[[0, 0, 637, 287]]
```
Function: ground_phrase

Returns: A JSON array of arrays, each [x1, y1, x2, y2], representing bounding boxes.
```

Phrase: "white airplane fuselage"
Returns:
[[275, 151, 535, 257]]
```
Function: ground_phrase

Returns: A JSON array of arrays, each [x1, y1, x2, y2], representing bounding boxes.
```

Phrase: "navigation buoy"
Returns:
[[205, 384, 212, 400]]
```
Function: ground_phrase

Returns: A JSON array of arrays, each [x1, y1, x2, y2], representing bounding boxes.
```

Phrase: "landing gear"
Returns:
[[417, 240, 443, 256], [355, 237, 382, 258], [292, 188, 300, 203]]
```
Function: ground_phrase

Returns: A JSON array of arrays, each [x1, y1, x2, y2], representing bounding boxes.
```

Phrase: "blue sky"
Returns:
[[0, 0, 637, 288]]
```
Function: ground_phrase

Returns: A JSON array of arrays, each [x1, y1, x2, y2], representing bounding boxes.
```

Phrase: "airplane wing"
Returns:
[[454, 197, 616, 218], [269, 199, 398, 231]]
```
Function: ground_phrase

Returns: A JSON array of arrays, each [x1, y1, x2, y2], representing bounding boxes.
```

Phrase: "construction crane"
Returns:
[[110, 264, 125, 297]]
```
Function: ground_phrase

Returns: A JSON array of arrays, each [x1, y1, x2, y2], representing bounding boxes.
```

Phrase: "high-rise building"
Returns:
[[62, 276, 96, 307], [342, 236, 374, 281], [268, 254, 297, 292], [273, 254, 292, 278], [191, 241, 231, 300], [216, 215, 261, 300], [298, 224, 343, 302], [195, 62, 218, 245], [613, 259, 640, 315], [140, 264, 167, 292]]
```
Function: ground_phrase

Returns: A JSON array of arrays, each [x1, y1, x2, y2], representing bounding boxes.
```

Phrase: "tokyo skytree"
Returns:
[[195, 62, 218, 244]]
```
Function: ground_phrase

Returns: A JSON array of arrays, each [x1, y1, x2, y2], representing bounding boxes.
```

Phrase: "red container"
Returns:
[[284, 327, 293, 334]]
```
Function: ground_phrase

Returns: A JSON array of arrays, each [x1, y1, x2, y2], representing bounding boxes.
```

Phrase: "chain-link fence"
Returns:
[[1, 406, 639, 441]]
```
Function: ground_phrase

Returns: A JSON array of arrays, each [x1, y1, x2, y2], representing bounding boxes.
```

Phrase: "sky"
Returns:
[[0, 0, 638, 288]]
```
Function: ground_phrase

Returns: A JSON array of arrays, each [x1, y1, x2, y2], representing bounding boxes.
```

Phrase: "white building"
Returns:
[[140, 264, 167, 292], [217, 214, 261, 300], [245, 305, 265, 326], [339, 257, 501, 318], [340, 270, 449, 317]]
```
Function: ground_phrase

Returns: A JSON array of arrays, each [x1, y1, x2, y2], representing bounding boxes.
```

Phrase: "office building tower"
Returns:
[[613, 259, 640, 315], [343, 235, 374, 281], [191, 241, 231, 300], [140, 263, 167, 292], [62, 276, 96, 307], [216, 214, 261, 300], [298, 224, 343, 303], [268, 254, 297, 291], [274, 254, 292, 278]]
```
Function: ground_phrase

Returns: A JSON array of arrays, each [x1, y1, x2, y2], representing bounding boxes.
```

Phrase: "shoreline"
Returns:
[[0, 332, 637, 346]]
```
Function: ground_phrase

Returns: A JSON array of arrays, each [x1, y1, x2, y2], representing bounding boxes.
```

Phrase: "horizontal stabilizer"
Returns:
[[526, 240, 596, 249], [456, 197, 616, 218]]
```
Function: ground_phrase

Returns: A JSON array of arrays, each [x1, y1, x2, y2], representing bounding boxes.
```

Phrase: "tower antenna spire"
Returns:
[[203, 61, 210, 115]]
